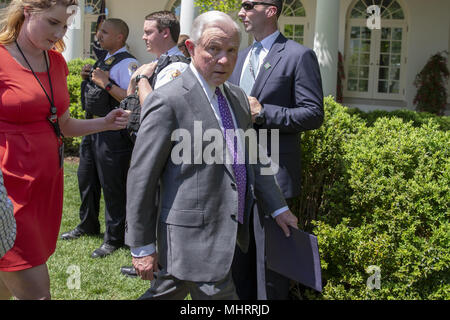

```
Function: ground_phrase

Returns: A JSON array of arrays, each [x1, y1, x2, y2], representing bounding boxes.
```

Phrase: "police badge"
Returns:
[[104, 56, 116, 65]]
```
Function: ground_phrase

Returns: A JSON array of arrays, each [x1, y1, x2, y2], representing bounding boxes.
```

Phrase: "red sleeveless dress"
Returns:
[[0, 45, 70, 271]]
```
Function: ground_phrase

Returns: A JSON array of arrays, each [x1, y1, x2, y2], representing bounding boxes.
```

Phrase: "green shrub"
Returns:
[[295, 97, 449, 299], [347, 108, 450, 131], [63, 58, 95, 155]]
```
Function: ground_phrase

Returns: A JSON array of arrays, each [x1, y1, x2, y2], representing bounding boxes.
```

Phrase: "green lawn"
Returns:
[[47, 159, 150, 300]]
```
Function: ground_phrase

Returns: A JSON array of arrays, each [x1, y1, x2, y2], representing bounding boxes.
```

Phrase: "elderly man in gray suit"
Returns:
[[125, 11, 298, 300]]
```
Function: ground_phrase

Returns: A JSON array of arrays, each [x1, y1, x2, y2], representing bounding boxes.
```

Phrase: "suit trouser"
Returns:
[[76, 130, 132, 246], [232, 200, 291, 300], [138, 269, 238, 300]]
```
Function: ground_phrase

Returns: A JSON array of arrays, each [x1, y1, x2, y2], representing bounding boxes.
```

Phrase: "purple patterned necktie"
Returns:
[[215, 87, 247, 224]]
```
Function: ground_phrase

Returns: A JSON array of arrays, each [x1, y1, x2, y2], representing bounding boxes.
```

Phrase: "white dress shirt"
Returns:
[[239, 30, 280, 84]]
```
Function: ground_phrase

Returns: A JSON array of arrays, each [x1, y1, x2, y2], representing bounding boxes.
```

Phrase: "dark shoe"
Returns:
[[91, 243, 121, 258], [120, 266, 138, 278], [60, 228, 88, 240]]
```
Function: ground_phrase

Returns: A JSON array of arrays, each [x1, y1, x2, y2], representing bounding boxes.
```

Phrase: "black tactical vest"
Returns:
[[120, 54, 190, 144], [81, 51, 136, 117]]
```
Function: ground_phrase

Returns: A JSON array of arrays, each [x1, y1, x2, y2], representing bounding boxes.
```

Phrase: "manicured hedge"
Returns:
[[294, 97, 449, 300]]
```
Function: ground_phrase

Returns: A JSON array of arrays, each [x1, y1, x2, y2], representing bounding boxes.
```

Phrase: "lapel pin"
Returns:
[[264, 62, 271, 70]]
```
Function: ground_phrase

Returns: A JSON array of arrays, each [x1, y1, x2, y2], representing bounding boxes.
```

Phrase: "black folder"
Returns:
[[265, 217, 322, 292]]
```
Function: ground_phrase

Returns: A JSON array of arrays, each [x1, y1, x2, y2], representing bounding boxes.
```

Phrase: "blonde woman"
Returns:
[[0, 0, 129, 299]]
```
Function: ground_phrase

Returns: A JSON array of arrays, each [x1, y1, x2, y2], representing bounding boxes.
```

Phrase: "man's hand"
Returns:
[[275, 210, 299, 237], [132, 253, 159, 281], [91, 68, 110, 89], [128, 62, 158, 95], [80, 64, 93, 80], [131, 62, 158, 85], [247, 96, 263, 123]]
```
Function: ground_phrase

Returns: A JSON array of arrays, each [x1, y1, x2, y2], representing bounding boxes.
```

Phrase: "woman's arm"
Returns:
[[58, 108, 130, 137]]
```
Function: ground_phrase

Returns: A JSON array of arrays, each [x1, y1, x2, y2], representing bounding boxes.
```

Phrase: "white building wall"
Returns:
[[404, 0, 450, 110]]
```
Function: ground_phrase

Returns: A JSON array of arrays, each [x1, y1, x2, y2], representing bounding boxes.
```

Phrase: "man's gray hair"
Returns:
[[190, 11, 241, 44]]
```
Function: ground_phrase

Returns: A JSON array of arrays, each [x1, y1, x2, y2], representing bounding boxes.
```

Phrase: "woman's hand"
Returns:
[[103, 108, 131, 131]]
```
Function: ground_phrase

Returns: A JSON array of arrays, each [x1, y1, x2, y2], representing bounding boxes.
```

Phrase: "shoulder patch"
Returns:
[[171, 69, 182, 80], [128, 62, 138, 73]]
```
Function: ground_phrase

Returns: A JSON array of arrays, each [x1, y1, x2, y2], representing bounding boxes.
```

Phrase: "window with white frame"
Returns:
[[0, 0, 11, 9], [345, 0, 407, 100], [279, 0, 308, 45]]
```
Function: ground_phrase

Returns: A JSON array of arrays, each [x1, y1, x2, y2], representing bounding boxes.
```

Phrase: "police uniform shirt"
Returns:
[[103, 46, 139, 89], [153, 46, 189, 90]]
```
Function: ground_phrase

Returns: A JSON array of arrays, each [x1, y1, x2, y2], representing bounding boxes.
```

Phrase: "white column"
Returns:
[[313, 0, 340, 97], [62, 0, 85, 62], [179, 0, 196, 36]]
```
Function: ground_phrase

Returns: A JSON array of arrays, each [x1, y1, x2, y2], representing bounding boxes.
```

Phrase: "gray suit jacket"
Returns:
[[125, 68, 286, 282]]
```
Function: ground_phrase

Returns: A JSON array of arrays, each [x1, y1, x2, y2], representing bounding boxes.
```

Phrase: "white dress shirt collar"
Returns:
[[255, 30, 280, 54], [166, 45, 184, 57], [104, 46, 128, 60]]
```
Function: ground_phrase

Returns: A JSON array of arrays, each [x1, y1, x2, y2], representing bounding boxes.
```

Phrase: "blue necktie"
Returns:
[[240, 42, 263, 96], [215, 87, 247, 224]]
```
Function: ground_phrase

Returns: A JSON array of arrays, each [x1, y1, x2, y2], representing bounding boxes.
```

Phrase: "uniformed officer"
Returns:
[[120, 11, 189, 277], [61, 18, 139, 259], [126, 11, 189, 101]]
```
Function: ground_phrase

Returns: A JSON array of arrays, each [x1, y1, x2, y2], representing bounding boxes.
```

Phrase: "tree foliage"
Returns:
[[194, 0, 241, 15]]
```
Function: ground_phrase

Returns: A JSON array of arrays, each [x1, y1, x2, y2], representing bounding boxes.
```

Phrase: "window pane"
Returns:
[[360, 66, 370, 78], [391, 55, 401, 67], [380, 41, 390, 53], [379, 67, 389, 80], [348, 79, 358, 91], [361, 40, 371, 52], [378, 81, 388, 93], [381, 28, 391, 40], [294, 25, 304, 37], [390, 68, 400, 80], [380, 54, 390, 66], [361, 28, 371, 39], [354, 1, 366, 12], [389, 81, 400, 93], [351, 8, 365, 18], [284, 25, 293, 37], [350, 53, 359, 65], [382, 0, 394, 10], [392, 10, 404, 19], [360, 54, 370, 65], [392, 28, 403, 40], [348, 67, 358, 78], [351, 39, 361, 52], [351, 27, 361, 39], [392, 41, 402, 54], [359, 80, 368, 92]]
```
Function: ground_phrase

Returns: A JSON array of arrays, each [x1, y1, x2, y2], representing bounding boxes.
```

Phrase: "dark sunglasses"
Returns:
[[241, 1, 276, 11]]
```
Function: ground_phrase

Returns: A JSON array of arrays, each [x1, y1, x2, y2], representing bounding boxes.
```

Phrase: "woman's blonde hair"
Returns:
[[0, 0, 78, 52]]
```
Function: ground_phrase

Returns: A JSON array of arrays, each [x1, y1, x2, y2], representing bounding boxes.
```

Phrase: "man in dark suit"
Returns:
[[228, 0, 324, 300], [124, 11, 298, 300]]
